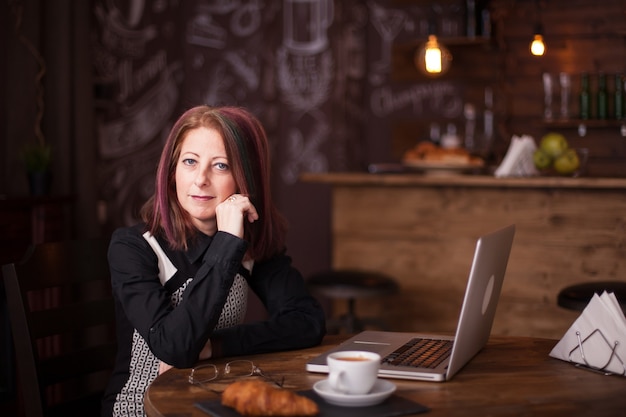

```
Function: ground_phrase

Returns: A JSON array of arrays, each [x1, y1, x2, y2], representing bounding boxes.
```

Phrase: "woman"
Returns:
[[102, 105, 326, 417]]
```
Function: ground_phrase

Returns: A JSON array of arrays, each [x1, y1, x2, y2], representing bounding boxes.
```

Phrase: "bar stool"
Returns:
[[306, 269, 399, 334], [557, 281, 626, 314]]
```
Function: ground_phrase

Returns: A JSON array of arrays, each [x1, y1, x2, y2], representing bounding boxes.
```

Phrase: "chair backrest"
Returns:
[[2, 238, 116, 417]]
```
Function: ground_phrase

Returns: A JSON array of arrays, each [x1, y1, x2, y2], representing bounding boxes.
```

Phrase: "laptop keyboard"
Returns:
[[382, 338, 453, 369]]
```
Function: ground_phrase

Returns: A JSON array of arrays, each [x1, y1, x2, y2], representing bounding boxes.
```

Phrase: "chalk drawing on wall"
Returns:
[[95, 5, 182, 157], [281, 110, 330, 184], [364, 2, 464, 122], [186, 0, 266, 49], [278, 0, 334, 184], [230, 1, 263, 37], [99, 144, 165, 227], [367, 1, 409, 86], [98, 60, 181, 158], [283, 0, 333, 55], [94, 0, 183, 227], [185, 1, 268, 107], [96, 1, 157, 58], [198, 51, 260, 106], [326, 1, 368, 171], [278, 0, 333, 113], [276, 48, 332, 113], [187, 12, 227, 49]]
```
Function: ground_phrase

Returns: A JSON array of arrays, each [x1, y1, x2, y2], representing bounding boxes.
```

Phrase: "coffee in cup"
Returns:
[[327, 350, 380, 395]]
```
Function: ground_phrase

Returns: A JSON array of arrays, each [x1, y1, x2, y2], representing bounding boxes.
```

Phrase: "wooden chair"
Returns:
[[2, 238, 116, 417]]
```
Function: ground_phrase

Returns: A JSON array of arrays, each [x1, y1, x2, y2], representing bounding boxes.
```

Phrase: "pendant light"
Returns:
[[414, 33, 452, 76], [530, 23, 546, 56], [530, 0, 546, 56]]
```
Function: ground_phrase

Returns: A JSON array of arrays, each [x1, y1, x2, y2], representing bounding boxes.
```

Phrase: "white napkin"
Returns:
[[493, 135, 539, 178], [549, 291, 626, 376]]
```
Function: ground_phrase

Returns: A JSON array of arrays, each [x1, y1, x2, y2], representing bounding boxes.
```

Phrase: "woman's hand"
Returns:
[[215, 194, 259, 238]]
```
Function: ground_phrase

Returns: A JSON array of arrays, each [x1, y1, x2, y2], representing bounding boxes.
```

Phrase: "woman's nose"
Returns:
[[194, 170, 210, 187]]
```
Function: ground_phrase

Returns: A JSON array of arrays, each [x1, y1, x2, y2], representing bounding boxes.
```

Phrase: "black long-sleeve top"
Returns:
[[101, 224, 326, 417]]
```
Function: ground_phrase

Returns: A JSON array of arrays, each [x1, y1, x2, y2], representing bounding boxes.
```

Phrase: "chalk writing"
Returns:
[[99, 63, 181, 158], [117, 49, 168, 102], [94, 0, 182, 228], [370, 83, 463, 119]]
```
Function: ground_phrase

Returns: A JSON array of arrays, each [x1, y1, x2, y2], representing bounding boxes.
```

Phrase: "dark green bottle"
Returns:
[[597, 73, 607, 120], [615, 74, 624, 120], [579, 73, 590, 120]]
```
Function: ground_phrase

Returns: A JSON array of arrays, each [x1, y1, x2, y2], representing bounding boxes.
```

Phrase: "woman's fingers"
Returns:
[[216, 194, 259, 237]]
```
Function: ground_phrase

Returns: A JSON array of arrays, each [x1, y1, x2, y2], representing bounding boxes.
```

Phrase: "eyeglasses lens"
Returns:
[[190, 364, 218, 384], [224, 360, 255, 378]]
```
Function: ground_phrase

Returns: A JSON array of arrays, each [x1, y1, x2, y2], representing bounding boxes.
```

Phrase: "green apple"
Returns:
[[553, 149, 580, 174], [540, 132, 569, 158], [533, 149, 552, 169]]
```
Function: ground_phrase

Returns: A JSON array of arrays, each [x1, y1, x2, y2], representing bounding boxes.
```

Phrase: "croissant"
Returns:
[[403, 141, 473, 163], [221, 379, 319, 416]]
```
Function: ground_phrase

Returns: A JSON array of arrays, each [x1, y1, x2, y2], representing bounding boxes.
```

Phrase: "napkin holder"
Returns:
[[567, 328, 625, 376], [550, 291, 626, 377]]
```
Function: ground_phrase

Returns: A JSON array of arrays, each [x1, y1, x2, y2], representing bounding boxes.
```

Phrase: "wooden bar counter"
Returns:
[[300, 172, 626, 339]]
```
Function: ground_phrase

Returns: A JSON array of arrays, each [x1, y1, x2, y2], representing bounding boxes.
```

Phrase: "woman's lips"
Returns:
[[191, 195, 213, 201]]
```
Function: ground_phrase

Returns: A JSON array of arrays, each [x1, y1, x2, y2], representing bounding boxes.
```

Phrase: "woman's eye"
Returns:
[[215, 162, 229, 171], [182, 158, 196, 166]]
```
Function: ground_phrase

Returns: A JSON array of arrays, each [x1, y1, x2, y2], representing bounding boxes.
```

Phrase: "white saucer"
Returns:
[[313, 379, 396, 407]]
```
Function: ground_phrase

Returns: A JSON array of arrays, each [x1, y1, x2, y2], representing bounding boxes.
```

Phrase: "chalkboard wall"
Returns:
[[93, 0, 368, 276], [91, 0, 495, 277]]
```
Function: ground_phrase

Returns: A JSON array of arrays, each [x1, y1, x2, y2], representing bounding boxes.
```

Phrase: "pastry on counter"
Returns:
[[403, 141, 483, 166]]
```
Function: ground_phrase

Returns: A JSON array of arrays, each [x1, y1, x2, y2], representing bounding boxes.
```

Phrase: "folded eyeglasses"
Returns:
[[188, 360, 284, 391]]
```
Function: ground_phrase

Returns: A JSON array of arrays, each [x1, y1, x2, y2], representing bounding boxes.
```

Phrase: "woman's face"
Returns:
[[175, 127, 237, 236]]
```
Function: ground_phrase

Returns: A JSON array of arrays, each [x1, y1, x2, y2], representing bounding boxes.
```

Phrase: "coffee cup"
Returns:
[[327, 350, 380, 395]]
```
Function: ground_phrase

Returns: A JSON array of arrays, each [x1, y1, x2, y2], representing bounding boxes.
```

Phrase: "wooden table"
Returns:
[[144, 335, 626, 417]]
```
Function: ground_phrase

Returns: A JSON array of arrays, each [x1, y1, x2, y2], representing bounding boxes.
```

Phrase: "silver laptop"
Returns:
[[306, 224, 515, 382]]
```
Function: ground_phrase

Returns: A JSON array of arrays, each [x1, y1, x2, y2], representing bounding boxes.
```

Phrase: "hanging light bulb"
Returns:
[[415, 34, 452, 76], [530, 23, 546, 56], [425, 36, 443, 73], [530, 0, 546, 57], [530, 34, 545, 56]]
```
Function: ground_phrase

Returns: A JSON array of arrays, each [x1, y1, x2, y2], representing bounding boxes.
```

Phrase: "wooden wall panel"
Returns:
[[328, 183, 626, 339]]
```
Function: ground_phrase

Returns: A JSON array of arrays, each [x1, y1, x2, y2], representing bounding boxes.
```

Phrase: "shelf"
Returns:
[[543, 119, 626, 137], [544, 119, 625, 127]]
